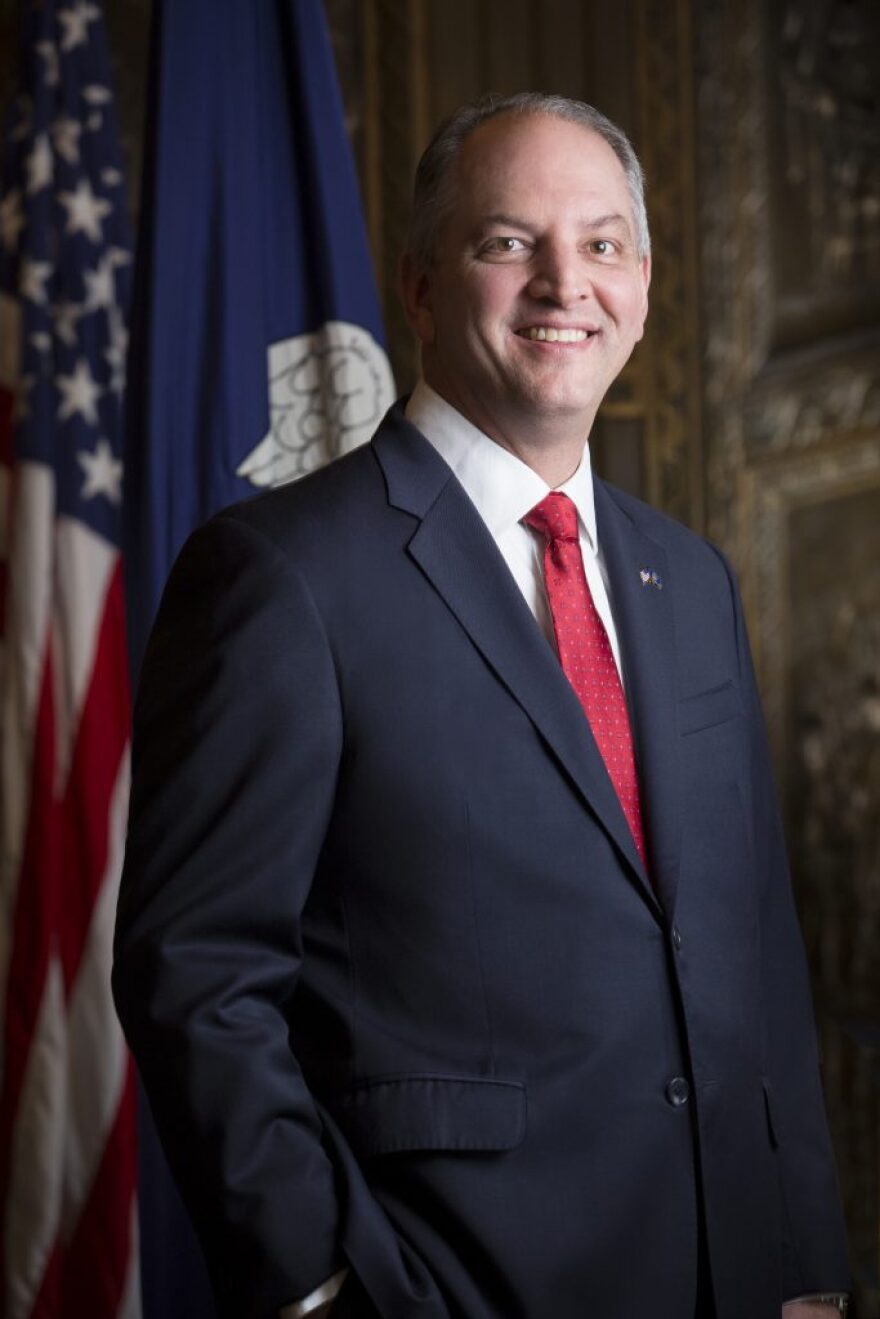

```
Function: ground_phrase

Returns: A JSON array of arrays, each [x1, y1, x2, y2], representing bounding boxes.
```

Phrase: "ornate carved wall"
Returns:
[[696, 2, 880, 1307]]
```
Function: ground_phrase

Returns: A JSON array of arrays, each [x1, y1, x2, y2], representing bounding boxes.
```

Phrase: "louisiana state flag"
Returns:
[[123, 5, 393, 1315], [125, 0, 394, 671]]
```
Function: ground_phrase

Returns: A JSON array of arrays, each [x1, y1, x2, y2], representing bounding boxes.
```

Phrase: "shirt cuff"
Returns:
[[279, 1268, 348, 1317], [782, 1297, 849, 1312]]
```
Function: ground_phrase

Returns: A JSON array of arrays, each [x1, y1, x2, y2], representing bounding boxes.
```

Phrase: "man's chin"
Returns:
[[512, 386, 602, 423]]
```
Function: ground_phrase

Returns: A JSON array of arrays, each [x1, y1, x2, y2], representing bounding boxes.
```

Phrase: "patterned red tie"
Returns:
[[524, 492, 648, 867]]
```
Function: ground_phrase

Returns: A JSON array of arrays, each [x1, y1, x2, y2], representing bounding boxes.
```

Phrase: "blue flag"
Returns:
[[125, 0, 394, 671], [124, 5, 393, 1315]]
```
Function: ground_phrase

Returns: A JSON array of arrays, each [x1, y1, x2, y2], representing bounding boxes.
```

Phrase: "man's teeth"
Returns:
[[522, 327, 591, 342]]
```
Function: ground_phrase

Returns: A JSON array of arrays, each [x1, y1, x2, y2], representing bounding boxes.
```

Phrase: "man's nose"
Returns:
[[527, 243, 589, 306]]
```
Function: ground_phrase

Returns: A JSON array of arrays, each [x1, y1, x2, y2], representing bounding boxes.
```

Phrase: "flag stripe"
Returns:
[[0, 638, 58, 1200], [3, 959, 66, 1319], [58, 561, 129, 992], [116, 1201, 141, 1319], [0, 464, 56, 938], [60, 1059, 138, 1319], [21, 1242, 60, 1319], [63, 747, 130, 1223], [52, 519, 118, 797], [0, 563, 137, 1319]]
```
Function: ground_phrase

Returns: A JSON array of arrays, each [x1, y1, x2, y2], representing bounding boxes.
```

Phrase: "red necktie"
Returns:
[[524, 492, 648, 867]]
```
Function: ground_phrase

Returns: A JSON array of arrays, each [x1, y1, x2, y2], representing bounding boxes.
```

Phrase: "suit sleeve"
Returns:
[[113, 513, 345, 1319], [721, 553, 851, 1299]]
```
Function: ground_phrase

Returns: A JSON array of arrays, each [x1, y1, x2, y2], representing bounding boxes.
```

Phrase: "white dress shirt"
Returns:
[[406, 380, 625, 680]]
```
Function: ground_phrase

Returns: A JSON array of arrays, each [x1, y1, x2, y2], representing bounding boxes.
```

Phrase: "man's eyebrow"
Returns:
[[477, 212, 534, 233], [475, 211, 633, 234], [581, 212, 631, 231]]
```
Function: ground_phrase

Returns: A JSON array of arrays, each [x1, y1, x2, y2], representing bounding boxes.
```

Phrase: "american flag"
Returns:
[[0, 3, 140, 1317]]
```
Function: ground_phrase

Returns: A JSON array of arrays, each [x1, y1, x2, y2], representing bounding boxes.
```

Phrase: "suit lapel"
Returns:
[[373, 409, 660, 915], [594, 479, 683, 919]]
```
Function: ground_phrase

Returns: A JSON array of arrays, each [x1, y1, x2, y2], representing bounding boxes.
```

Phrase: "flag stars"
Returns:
[[82, 83, 111, 105], [35, 41, 60, 86], [54, 301, 83, 347], [25, 133, 53, 194], [77, 438, 122, 504], [83, 254, 115, 312], [57, 357, 102, 424], [58, 2, 100, 52], [19, 257, 53, 305], [58, 178, 112, 242], [104, 314, 128, 395], [30, 331, 52, 356], [51, 116, 82, 166]]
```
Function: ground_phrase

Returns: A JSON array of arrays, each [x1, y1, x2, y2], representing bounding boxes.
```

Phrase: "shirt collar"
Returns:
[[405, 381, 598, 551]]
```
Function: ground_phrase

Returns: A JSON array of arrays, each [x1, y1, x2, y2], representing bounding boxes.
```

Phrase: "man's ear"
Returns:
[[636, 252, 651, 341], [399, 252, 435, 345]]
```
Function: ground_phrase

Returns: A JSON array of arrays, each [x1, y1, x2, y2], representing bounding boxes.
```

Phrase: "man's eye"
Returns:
[[589, 239, 616, 256], [483, 236, 527, 255]]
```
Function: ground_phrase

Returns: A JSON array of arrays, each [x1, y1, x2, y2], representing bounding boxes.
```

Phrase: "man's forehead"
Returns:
[[459, 110, 617, 169], [451, 113, 632, 211], [449, 114, 635, 231]]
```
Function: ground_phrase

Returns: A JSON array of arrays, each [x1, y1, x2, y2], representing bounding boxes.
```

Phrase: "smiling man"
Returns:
[[401, 110, 650, 489], [114, 95, 851, 1319]]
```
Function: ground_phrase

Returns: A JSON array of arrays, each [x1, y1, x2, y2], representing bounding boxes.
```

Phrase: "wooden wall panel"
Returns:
[[697, 2, 880, 1306], [481, 0, 533, 93], [530, 0, 588, 98], [424, 0, 481, 122]]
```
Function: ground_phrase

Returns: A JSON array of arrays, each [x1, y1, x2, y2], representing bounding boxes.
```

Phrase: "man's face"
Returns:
[[402, 113, 651, 450]]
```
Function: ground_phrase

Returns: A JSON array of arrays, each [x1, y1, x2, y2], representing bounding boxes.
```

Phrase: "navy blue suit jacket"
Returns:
[[114, 405, 850, 1318]]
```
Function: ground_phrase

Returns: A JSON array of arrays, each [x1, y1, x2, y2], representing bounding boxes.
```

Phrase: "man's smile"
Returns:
[[515, 325, 598, 343]]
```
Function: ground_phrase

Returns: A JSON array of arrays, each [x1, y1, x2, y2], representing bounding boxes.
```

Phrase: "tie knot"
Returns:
[[523, 492, 579, 544]]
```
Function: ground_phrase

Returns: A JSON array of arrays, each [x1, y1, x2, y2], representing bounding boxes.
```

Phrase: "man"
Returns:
[[113, 94, 851, 1319]]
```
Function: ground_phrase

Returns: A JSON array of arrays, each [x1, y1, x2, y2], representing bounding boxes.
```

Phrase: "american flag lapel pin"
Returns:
[[639, 567, 663, 590]]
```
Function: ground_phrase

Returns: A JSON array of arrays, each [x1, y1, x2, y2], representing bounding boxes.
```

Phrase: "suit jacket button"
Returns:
[[671, 924, 682, 951], [666, 1076, 690, 1107]]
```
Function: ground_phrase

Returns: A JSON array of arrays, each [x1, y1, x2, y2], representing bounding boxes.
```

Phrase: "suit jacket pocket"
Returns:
[[679, 679, 742, 736], [330, 1074, 526, 1157]]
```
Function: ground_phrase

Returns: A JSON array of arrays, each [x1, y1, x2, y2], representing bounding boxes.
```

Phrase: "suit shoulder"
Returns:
[[207, 441, 385, 550]]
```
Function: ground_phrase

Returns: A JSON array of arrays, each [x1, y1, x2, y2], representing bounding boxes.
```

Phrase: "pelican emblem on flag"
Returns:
[[237, 320, 395, 488]]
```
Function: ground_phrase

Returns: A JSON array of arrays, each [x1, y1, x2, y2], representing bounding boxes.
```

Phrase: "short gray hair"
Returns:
[[407, 92, 650, 265]]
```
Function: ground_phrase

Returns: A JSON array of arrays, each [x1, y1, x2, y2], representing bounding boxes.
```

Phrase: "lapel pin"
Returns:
[[639, 567, 663, 590]]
